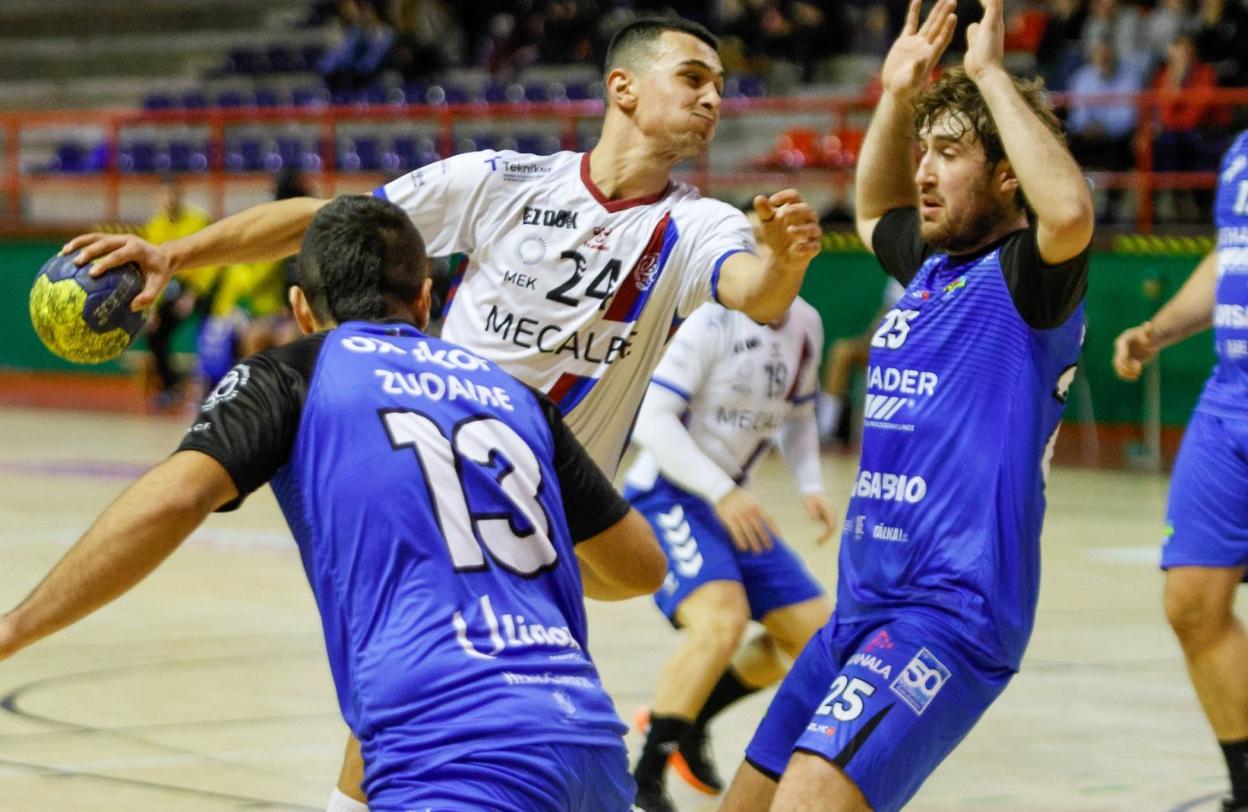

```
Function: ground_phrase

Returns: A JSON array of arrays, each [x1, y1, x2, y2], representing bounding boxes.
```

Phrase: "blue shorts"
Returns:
[[625, 476, 825, 625], [1162, 410, 1248, 575], [368, 741, 634, 811], [744, 613, 1014, 812]]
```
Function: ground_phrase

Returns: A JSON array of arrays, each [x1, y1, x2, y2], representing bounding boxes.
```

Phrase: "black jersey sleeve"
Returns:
[[870, 207, 928, 286], [530, 390, 631, 544], [176, 334, 325, 512], [998, 223, 1089, 330]]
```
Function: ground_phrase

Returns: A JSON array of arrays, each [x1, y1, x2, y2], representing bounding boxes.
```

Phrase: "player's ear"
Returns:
[[289, 286, 318, 335], [606, 67, 638, 112], [997, 159, 1021, 201], [413, 276, 433, 331]]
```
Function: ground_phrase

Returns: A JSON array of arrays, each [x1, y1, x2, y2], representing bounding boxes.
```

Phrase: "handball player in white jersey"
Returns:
[[63, 16, 822, 809], [625, 297, 836, 810]]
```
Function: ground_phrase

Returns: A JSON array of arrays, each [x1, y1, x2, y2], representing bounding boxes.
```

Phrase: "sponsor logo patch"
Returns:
[[890, 647, 951, 715]]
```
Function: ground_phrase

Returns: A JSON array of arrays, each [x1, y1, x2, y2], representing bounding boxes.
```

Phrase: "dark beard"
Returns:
[[920, 199, 1005, 255]]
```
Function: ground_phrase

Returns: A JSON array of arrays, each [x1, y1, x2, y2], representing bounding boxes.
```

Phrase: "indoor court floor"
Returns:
[[0, 404, 1236, 811]]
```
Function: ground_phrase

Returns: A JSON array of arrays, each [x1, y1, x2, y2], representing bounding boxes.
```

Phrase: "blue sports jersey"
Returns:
[[179, 321, 628, 805], [849, 214, 1087, 669], [1197, 129, 1248, 419]]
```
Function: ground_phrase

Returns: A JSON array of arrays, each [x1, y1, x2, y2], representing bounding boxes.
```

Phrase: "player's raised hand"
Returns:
[[715, 487, 778, 555], [964, 0, 1006, 82], [803, 493, 838, 545], [61, 233, 172, 312], [880, 0, 957, 97], [754, 190, 821, 271], [1112, 322, 1162, 382]]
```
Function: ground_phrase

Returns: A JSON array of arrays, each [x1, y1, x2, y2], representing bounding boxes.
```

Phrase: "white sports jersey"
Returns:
[[624, 298, 823, 494], [376, 150, 756, 475]]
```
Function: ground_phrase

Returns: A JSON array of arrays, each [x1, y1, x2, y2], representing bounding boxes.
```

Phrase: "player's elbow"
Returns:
[[617, 511, 667, 596]]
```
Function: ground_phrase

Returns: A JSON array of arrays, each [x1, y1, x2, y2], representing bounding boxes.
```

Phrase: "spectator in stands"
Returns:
[[141, 176, 215, 410], [541, 0, 596, 64], [1081, 0, 1144, 65], [317, 0, 397, 93], [1035, 0, 1088, 89], [480, 10, 542, 78], [737, 0, 844, 83], [1194, 0, 1248, 88], [1004, 0, 1051, 61], [1145, 0, 1195, 69], [1152, 32, 1228, 220], [388, 0, 465, 82], [1067, 36, 1146, 222]]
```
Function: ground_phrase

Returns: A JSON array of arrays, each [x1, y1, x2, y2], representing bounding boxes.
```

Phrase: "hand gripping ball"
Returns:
[[29, 254, 147, 364]]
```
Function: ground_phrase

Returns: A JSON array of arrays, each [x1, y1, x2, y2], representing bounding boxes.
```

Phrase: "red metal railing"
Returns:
[[2, 88, 1247, 235]]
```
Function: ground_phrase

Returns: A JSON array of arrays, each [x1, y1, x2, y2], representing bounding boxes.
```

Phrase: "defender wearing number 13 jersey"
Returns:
[[375, 149, 756, 475], [177, 321, 637, 810]]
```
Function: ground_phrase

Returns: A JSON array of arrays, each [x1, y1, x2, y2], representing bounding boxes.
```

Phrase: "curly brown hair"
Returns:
[[912, 67, 1066, 213]]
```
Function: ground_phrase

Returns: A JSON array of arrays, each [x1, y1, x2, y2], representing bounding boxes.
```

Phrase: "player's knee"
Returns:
[[688, 612, 749, 663], [1164, 580, 1231, 647]]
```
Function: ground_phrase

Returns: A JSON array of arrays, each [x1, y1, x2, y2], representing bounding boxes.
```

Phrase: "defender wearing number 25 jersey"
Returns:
[[375, 150, 756, 475], [745, 209, 1087, 812], [177, 321, 636, 811]]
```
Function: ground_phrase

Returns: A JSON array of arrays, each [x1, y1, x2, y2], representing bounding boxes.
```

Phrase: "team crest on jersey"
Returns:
[[201, 364, 250, 411], [583, 226, 613, 252], [942, 275, 968, 297], [636, 251, 660, 291]]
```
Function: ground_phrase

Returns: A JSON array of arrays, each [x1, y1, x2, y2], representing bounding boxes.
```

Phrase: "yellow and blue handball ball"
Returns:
[[29, 254, 147, 364]]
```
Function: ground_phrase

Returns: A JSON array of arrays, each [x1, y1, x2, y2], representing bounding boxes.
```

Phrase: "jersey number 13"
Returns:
[[383, 410, 558, 577]]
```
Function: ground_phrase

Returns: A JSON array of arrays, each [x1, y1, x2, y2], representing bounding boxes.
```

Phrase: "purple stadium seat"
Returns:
[[254, 87, 284, 107], [168, 140, 209, 173], [737, 76, 766, 97], [291, 85, 330, 108], [51, 142, 86, 173], [216, 89, 250, 109], [266, 45, 299, 73], [142, 92, 176, 111], [181, 91, 208, 109], [118, 141, 158, 173]]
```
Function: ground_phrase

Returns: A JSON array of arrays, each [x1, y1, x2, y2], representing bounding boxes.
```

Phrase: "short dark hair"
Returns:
[[913, 66, 1064, 214], [298, 195, 429, 324], [605, 16, 718, 74]]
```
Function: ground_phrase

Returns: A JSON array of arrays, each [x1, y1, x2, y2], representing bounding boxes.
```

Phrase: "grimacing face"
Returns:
[[914, 114, 1014, 254], [628, 31, 725, 160]]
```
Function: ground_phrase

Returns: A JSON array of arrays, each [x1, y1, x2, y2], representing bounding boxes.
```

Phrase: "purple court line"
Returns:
[[0, 459, 152, 479]]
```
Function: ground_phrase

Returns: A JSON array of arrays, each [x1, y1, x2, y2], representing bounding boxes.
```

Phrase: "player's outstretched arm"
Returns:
[[716, 190, 822, 323], [1113, 251, 1218, 382], [0, 451, 237, 660], [965, 0, 1093, 263], [62, 197, 330, 312], [576, 509, 666, 601], [856, 0, 958, 250]]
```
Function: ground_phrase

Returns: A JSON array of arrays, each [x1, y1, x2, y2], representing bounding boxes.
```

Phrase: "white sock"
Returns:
[[326, 788, 369, 812], [816, 393, 844, 438]]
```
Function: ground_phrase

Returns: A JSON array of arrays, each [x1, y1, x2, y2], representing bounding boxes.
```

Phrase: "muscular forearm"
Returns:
[[166, 197, 328, 274], [0, 452, 235, 658], [856, 90, 919, 226], [1148, 251, 1218, 347], [976, 69, 1093, 256], [717, 252, 804, 324]]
